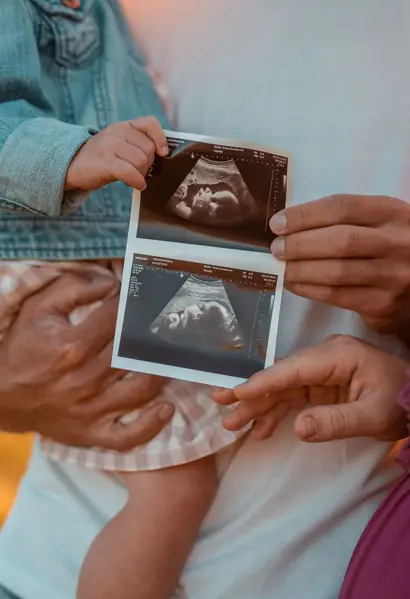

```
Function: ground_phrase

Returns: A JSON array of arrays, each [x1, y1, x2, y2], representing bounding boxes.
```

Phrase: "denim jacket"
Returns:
[[0, 0, 169, 259]]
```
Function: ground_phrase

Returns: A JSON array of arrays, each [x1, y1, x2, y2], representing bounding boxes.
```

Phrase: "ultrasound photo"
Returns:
[[118, 254, 277, 380], [167, 157, 259, 228], [150, 276, 245, 351], [137, 135, 289, 252]]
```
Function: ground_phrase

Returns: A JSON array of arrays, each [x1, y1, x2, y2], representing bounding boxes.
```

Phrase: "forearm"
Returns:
[[77, 457, 218, 599], [0, 1, 96, 217]]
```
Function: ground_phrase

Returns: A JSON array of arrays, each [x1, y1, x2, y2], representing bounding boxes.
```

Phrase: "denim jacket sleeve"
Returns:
[[0, 1, 96, 217]]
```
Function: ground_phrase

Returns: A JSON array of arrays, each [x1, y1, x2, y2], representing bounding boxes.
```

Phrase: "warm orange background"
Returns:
[[0, 433, 32, 525]]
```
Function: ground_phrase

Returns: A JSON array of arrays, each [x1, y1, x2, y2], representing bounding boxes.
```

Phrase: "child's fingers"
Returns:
[[116, 143, 151, 177], [130, 116, 168, 156], [111, 157, 147, 190], [125, 129, 156, 166]]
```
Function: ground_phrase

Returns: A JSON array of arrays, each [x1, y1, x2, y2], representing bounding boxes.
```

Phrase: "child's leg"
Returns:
[[77, 455, 218, 599]]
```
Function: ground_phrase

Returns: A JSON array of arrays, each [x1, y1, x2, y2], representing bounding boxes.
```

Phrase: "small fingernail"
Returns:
[[158, 404, 174, 421], [271, 236, 285, 259], [213, 387, 229, 395], [270, 211, 287, 235], [222, 416, 236, 430], [303, 416, 318, 439], [160, 144, 169, 156]]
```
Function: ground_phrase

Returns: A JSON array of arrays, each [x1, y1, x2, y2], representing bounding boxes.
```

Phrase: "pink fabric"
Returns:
[[339, 378, 410, 598], [0, 260, 246, 472]]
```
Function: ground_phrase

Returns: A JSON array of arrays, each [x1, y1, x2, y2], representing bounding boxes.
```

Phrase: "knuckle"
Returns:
[[116, 162, 135, 180], [105, 122, 123, 137], [387, 264, 410, 295], [291, 204, 308, 232], [332, 261, 350, 284], [145, 139, 156, 155], [288, 233, 302, 258], [335, 194, 355, 222], [127, 374, 163, 401], [134, 152, 149, 170], [141, 115, 156, 127], [388, 196, 410, 223], [340, 226, 358, 255], [328, 334, 361, 353], [56, 338, 84, 367], [318, 285, 339, 303], [329, 406, 348, 438], [372, 291, 396, 317], [106, 433, 129, 452], [327, 333, 348, 346]]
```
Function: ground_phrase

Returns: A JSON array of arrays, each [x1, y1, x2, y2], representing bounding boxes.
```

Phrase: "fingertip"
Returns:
[[158, 143, 169, 157], [213, 388, 237, 404], [230, 384, 249, 400], [271, 236, 285, 260], [294, 414, 318, 441], [269, 211, 287, 235], [221, 415, 240, 431], [158, 403, 175, 422]]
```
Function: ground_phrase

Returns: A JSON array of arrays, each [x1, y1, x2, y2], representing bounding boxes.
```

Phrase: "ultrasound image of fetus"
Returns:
[[174, 184, 243, 227], [150, 276, 244, 351], [167, 156, 259, 228]]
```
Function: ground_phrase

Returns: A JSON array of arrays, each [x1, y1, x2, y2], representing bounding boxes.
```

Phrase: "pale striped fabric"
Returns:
[[0, 260, 246, 472]]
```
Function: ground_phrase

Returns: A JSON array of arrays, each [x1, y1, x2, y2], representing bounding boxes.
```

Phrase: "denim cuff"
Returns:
[[0, 117, 97, 217]]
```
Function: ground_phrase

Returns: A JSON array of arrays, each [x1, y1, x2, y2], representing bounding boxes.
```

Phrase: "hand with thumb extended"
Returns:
[[214, 335, 408, 443]]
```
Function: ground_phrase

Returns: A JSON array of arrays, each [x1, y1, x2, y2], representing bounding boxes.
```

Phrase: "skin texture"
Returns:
[[0, 273, 174, 449], [65, 116, 168, 192], [270, 194, 410, 344], [214, 335, 408, 443]]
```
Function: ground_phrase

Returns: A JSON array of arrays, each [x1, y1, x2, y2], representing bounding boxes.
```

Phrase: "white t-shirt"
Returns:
[[1, 2, 410, 598]]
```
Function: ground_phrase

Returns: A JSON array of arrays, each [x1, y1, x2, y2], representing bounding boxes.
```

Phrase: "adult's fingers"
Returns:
[[88, 373, 166, 417], [222, 389, 307, 431], [285, 259, 383, 287], [62, 294, 120, 361], [55, 342, 125, 400], [116, 141, 152, 177], [111, 157, 147, 190], [22, 273, 117, 320], [231, 337, 362, 402], [130, 117, 168, 157], [90, 402, 175, 452], [293, 401, 374, 442], [271, 225, 392, 261], [269, 195, 409, 236], [251, 399, 305, 440], [285, 283, 392, 318]]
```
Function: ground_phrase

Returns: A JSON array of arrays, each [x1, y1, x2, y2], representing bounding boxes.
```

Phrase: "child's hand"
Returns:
[[65, 116, 168, 192], [214, 335, 408, 443]]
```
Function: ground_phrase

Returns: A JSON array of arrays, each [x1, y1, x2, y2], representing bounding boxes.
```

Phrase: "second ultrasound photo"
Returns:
[[117, 255, 277, 381]]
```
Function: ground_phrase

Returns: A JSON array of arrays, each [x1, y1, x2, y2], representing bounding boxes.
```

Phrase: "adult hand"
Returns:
[[214, 335, 408, 443], [0, 274, 174, 450], [270, 195, 410, 338]]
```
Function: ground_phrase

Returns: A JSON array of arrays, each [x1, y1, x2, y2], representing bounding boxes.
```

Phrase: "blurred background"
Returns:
[[0, 433, 32, 525]]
